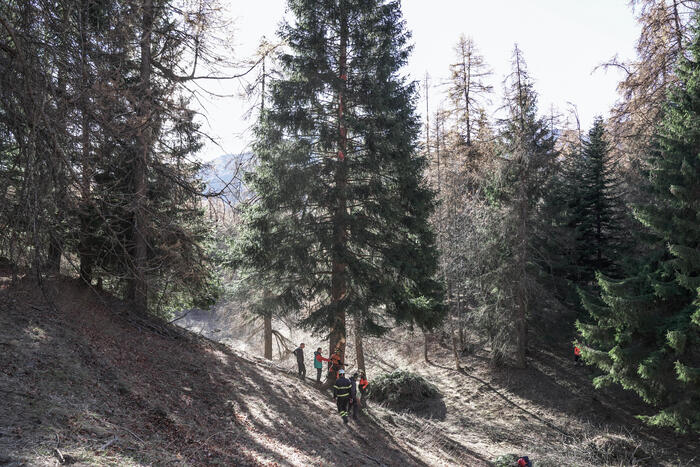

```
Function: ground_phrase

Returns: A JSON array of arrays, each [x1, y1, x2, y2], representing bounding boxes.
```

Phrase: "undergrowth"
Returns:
[[370, 369, 440, 406]]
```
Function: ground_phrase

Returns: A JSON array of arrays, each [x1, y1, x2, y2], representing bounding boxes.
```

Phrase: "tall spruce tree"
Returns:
[[578, 16, 700, 433], [573, 118, 627, 282], [541, 118, 627, 290], [237, 0, 444, 369]]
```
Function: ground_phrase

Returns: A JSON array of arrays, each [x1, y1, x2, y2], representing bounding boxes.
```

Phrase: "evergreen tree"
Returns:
[[574, 118, 627, 281], [236, 0, 444, 367], [578, 16, 700, 433], [541, 118, 627, 291], [0, 0, 222, 315], [489, 45, 557, 367]]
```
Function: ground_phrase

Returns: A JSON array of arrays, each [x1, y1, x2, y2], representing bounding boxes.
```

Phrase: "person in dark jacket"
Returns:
[[573, 343, 582, 366], [333, 369, 352, 423], [313, 347, 330, 382], [292, 343, 305, 380], [349, 372, 359, 419]]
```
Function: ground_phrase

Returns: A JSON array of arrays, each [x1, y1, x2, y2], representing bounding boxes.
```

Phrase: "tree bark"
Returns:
[[512, 51, 529, 369], [424, 72, 430, 157], [452, 333, 461, 371], [423, 330, 430, 363], [353, 314, 365, 374], [457, 289, 464, 349], [514, 186, 528, 369], [461, 43, 471, 145], [672, 0, 683, 52], [47, 13, 68, 276], [263, 311, 273, 359], [515, 294, 527, 368], [78, 2, 93, 284], [132, 0, 153, 313], [328, 0, 349, 366], [446, 281, 461, 370]]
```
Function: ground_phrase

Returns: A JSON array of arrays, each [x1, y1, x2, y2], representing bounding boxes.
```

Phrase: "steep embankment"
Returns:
[[2, 270, 698, 466], [0, 272, 484, 466], [178, 302, 700, 466]]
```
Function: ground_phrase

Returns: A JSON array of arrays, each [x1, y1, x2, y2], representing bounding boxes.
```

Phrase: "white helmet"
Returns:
[[338, 369, 345, 375]]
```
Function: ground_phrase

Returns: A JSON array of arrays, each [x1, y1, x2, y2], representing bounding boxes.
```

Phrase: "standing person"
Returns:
[[319, 349, 345, 391], [313, 347, 330, 383], [292, 343, 306, 379], [349, 372, 359, 419], [333, 369, 352, 424], [358, 371, 369, 411], [573, 343, 582, 366], [329, 349, 344, 380]]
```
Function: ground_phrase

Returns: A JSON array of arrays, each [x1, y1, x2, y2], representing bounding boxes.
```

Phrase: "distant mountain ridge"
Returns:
[[200, 152, 255, 200]]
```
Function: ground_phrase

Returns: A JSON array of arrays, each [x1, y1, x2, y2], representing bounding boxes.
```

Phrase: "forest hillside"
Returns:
[[2, 1, 700, 465], [2, 267, 698, 467]]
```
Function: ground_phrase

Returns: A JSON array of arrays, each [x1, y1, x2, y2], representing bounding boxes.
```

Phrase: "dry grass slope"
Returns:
[[1, 269, 698, 466], [0, 272, 483, 466]]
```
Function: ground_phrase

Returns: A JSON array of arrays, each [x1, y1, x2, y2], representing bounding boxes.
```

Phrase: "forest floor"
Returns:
[[1, 269, 698, 466]]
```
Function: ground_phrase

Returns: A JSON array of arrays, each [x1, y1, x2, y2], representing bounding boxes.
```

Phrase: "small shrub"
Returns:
[[588, 434, 649, 464], [493, 453, 520, 467], [369, 369, 440, 406]]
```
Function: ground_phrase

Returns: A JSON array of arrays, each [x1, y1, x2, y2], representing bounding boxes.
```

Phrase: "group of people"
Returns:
[[292, 343, 370, 424]]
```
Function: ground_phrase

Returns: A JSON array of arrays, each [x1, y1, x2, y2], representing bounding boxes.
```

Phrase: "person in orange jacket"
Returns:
[[358, 371, 369, 411], [328, 349, 344, 379], [574, 343, 582, 366]]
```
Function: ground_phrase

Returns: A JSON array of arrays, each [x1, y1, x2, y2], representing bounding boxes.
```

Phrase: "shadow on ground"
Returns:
[[0, 274, 487, 466]]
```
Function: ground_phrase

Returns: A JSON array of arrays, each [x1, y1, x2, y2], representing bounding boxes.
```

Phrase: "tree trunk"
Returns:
[[672, 0, 683, 52], [78, 2, 93, 284], [451, 333, 461, 371], [514, 185, 528, 368], [461, 45, 471, 146], [423, 330, 430, 363], [457, 289, 464, 350], [263, 311, 272, 359], [132, 0, 153, 313], [353, 314, 365, 374], [447, 281, 461, 370], [328, 0, 349, 369], [46, 238, 62, 275], [424, 72, 430, 157], [515, 292, 527, 368], [48, 14, 67, 276]]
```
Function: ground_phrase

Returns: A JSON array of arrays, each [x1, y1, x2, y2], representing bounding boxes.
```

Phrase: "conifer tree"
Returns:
[[237, 0, 444, 368], [541, 118, 627, 289], [578, 17, 700, 433], [573, 118, 627, 282], [0, 0, 223, 315], [447, 35, 492, 149], [490, 45, 557, 367], [427, 36, 494, 361]]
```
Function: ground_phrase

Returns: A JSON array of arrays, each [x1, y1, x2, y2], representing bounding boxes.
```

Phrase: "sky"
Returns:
[[195, 1, 641, 161]]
